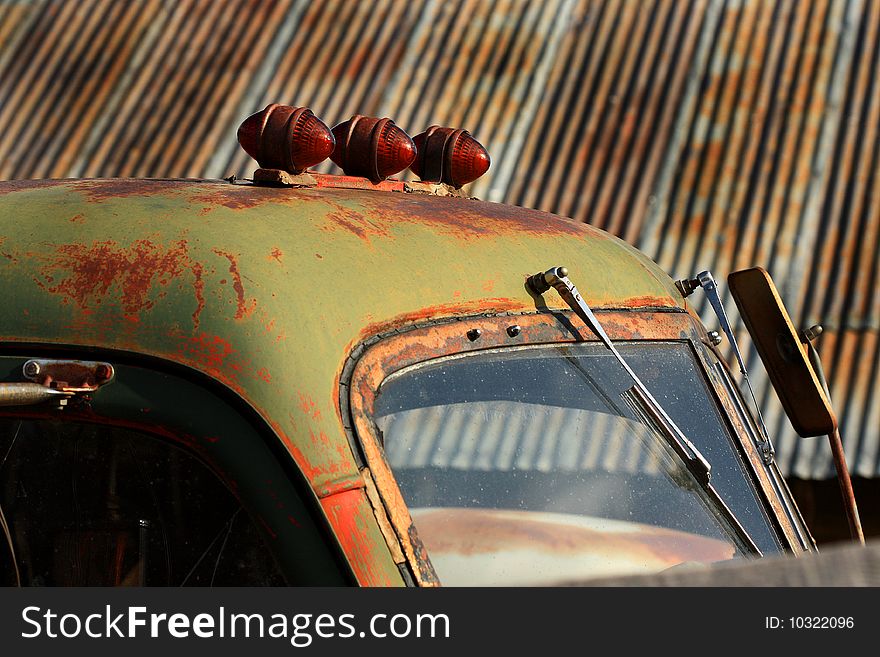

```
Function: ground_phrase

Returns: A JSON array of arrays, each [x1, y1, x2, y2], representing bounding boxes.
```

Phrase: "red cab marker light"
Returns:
[[237, 104, 335, 174], [411, 126, 490, 189], [330, 115, 416, 184]]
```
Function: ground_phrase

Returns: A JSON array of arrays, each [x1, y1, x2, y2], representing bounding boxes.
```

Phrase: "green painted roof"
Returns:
[[0, 178, 685, 490]]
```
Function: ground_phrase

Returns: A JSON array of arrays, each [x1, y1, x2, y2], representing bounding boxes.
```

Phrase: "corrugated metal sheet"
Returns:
[[634, 0, 878, 480], [0, 0, 876, 479]]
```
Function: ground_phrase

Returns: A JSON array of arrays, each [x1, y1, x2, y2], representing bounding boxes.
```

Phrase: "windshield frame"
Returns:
[[342, 308, 808, 586]]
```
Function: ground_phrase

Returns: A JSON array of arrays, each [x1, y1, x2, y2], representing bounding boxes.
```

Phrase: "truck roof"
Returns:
[[0, 177, 686, 491]]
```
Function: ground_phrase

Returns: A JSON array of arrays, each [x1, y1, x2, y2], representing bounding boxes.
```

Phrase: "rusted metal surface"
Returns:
[[828, 427, 865, 544], [314, 173, 406, 192], [360, 468, 407, 565], [0, 0, 874, 481], [21, 358, 114, 392], [319, 488, 402, 586], [252, 168, 318, 187], [638, 0, 878, 481], [344, 311, 672, 585], [694, 341, 813, 551]]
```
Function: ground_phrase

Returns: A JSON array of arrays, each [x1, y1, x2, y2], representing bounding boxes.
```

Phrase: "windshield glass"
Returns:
[[373, 341, 781, 585]]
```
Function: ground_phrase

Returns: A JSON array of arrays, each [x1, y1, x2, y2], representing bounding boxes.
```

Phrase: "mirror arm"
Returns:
[[803, 340, 864, 545]]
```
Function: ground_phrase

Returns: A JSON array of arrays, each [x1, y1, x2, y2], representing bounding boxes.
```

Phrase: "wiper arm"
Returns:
[[527, 266, 710, 482], [528, 266, 761, 555], [677, 270, 774, 464]]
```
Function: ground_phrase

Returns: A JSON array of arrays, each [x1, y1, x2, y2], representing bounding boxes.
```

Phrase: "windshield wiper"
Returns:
[[527, 266, 761, 555], [527, 267, 710, 478]]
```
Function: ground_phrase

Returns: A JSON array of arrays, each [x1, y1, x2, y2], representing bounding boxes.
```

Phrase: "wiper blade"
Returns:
[[621, 385, 761, 556], [528, 266, 761, 555], [527, 266, 710, 482]]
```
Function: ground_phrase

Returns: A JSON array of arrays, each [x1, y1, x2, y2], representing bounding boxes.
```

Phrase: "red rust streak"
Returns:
[[192, 185, 281, 210], [32, 239, 204, 324], [213, 248, 256, 319], [320, 490, 393, 586], [191, 261, 205, 330], [0, 237, 15, 262], [308, 429, 331, 447], [316, 196, 392, 243], [312, 174, 406, 192], [179, 332, 236, 373], [267, 420, 354, 485], [298, 393, 321, 420], [616, 294, 678, 309], [323, 210, 392, 243], [317, 474, 366, 498], [0, 180, 57, 195]]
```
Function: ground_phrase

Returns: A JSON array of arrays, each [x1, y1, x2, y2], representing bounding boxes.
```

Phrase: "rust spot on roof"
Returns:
[[270, 419, 353, 485], [299, 393, 322, 421], [170, 328, 279, 391], [191, 185, 283, 211], [213, 248, 256, 319], [323, 210, 391, 243], [0, 237, 16, 263], [31, 238, 205, 325], [357, 192, 594, 241], [314, 195, 392, 243], [74, 179, 197, 202]]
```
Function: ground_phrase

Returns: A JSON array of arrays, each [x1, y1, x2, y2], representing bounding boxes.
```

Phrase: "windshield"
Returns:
[[373, 341, 781, 585]]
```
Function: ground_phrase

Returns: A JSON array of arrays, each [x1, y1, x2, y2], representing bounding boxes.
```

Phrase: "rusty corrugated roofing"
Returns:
[[0, 0, 876, 479]]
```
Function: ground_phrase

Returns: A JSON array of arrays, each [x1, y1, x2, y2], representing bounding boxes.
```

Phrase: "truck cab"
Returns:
[[0, 107, 822, 586]]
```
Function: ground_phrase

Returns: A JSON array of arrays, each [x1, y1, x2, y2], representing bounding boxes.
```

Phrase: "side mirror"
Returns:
[[727, 267, 862, 544], [727, 267, 835, 438]]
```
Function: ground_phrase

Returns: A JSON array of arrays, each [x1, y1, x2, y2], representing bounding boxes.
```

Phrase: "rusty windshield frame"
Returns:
[[343, 309, 803, 586], [707, 349, 815, 551]]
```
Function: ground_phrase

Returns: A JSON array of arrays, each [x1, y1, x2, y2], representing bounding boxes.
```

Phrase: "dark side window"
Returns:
[[0, 418, 285, 586]]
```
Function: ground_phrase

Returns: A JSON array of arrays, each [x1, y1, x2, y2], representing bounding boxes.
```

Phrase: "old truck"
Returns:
[[0, 105, 860, 586]]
